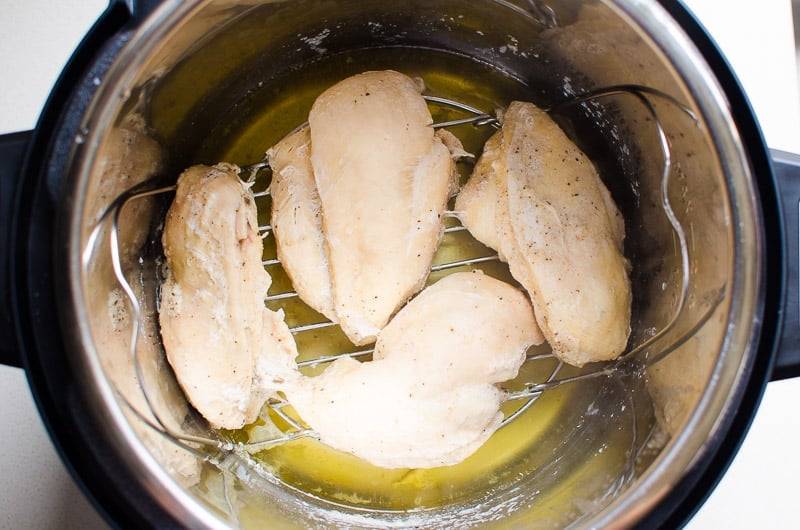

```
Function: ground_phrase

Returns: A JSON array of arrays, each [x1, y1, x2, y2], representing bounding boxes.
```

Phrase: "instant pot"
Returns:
[[2, 0, 800, 528]]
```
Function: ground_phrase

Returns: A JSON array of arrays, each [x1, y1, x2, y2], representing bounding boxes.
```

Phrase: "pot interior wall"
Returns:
[[74, 0, 741, 527]]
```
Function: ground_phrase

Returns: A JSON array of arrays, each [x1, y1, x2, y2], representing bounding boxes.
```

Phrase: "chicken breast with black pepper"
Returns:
[[159, 163, 299, 429], [285, 271, 542, 469], [456, 101, 631, 366], [269, 70, 462, 346]]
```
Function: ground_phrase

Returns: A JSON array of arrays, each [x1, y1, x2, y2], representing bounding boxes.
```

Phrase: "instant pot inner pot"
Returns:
[[78, 1, 735, 527]]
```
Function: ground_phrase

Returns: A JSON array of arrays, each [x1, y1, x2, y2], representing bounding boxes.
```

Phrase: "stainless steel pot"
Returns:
[[2, 0, 798, 528]]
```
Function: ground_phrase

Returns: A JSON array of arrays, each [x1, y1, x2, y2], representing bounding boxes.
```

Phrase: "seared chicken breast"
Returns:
[[285, 271, 542, 469], [270, 70, 460, 346], [160, 163, 299, 429], [456, 101, 631, 366]]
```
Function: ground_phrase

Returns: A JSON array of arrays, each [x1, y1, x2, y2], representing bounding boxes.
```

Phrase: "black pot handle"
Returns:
[[0, 131, 32, 368], [772, 149, 800, 380]]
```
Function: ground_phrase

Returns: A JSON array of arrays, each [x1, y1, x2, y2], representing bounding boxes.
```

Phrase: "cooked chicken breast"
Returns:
[[454, 132, 541, 300], [269, 122, 468, 329], [160, 163, 299, 429], [285, 271, 542, 469], [456, 101, 631, 366], [304, 69, 459, 346], [268, 126, 337, 321]]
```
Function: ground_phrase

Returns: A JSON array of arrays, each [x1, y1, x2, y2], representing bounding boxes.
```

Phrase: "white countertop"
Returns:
[[1, 1, 799, 528]]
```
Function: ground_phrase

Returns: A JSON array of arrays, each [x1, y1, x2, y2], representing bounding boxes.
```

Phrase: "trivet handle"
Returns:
[[0, 131, 32, 368], [772, 149, 800, 380]]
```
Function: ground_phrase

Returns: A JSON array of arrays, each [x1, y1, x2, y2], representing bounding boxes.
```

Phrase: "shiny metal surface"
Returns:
[[60, 0, 764, 527]]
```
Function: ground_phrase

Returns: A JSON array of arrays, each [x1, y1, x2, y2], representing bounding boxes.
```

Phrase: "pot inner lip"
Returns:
[[62, 0, 765, 527]]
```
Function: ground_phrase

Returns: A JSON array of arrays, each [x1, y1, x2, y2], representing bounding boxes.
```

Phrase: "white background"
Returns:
[[1, 1, 799, 528]]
